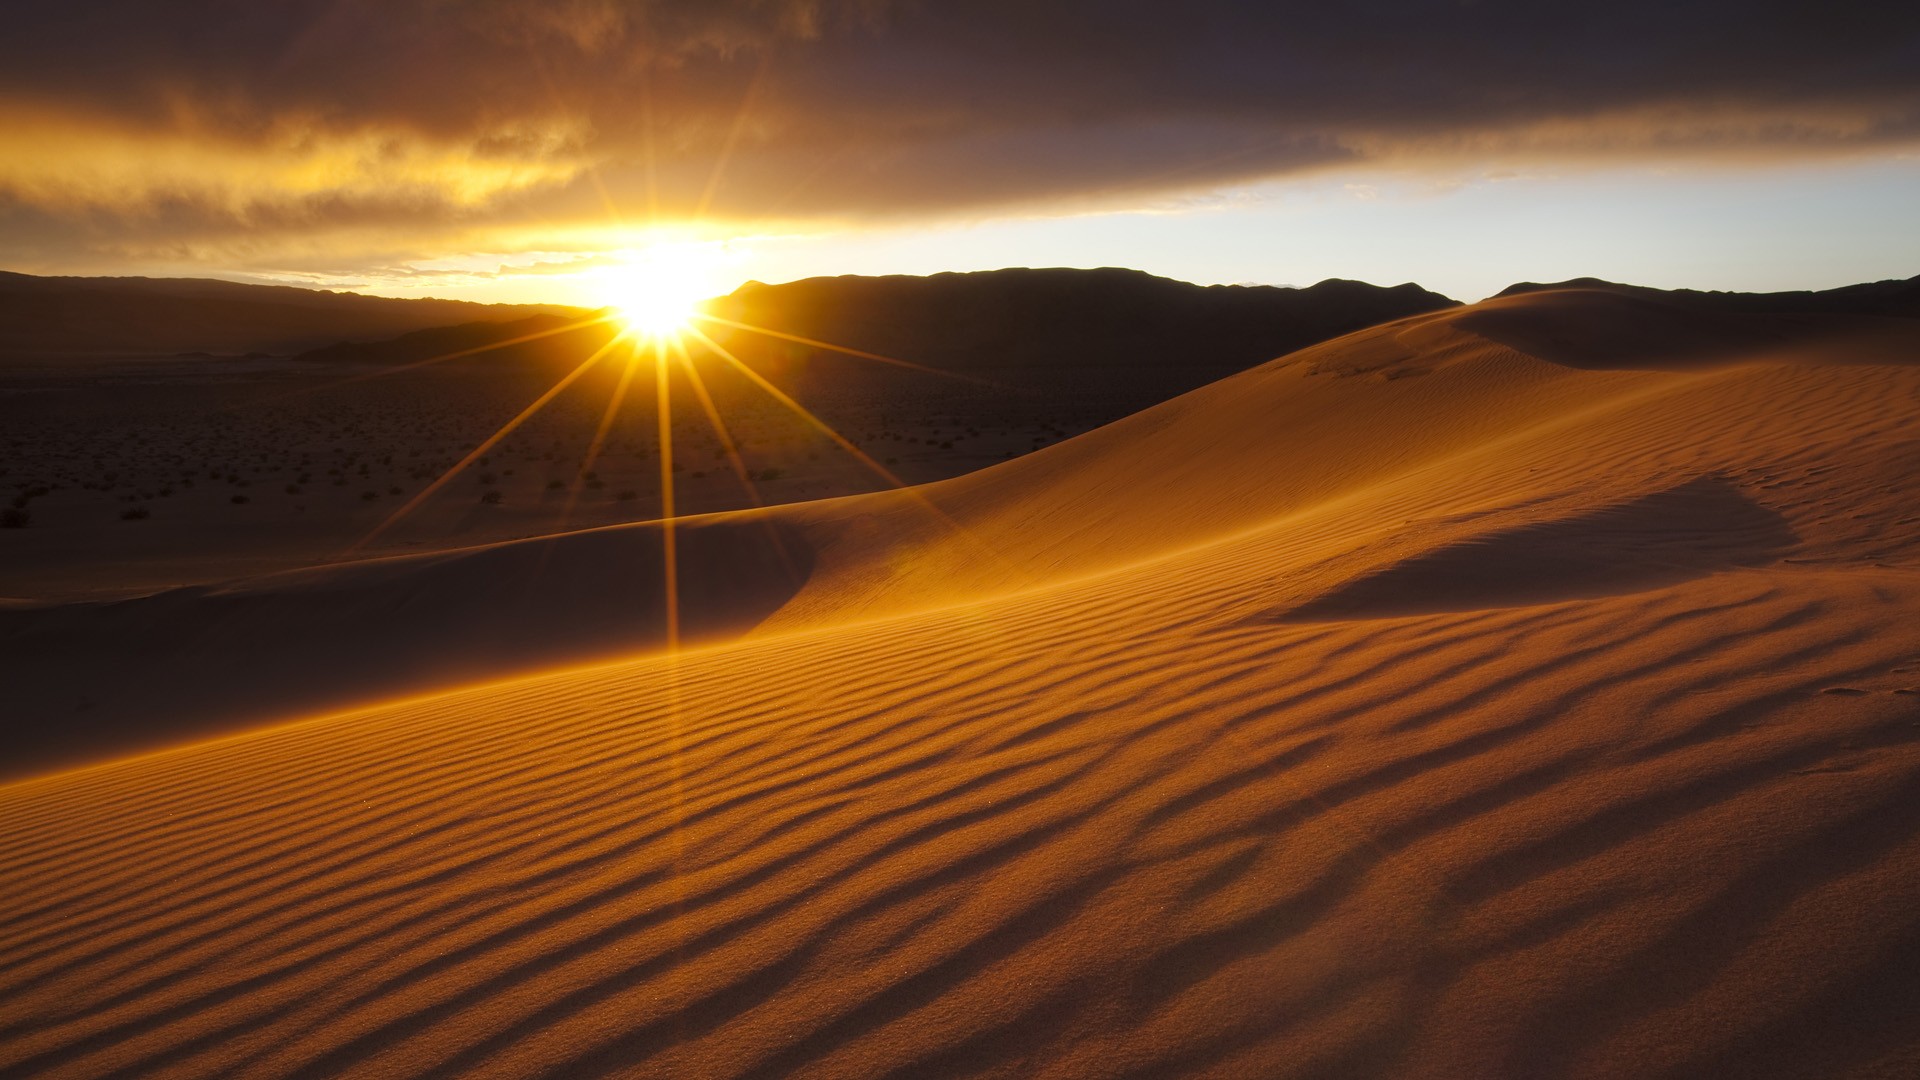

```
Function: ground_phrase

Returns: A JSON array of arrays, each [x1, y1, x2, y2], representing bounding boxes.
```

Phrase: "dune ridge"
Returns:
[[4, 286, 1920, 1077]]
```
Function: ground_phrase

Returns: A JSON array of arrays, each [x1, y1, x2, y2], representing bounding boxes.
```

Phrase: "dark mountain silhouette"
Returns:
[[1495, 274, 1920, 319], [297, 268, 1460, 398], [703, 268, 1458, 382], [0, 271, 579, 357], [290, 312, 612, 367]]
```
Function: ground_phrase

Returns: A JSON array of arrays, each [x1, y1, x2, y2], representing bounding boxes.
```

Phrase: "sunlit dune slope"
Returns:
[[764, 285, 1920, 624], [4, 285, 1920, 1077]]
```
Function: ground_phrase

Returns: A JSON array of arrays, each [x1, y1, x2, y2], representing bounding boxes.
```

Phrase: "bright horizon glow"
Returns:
[[263, 156, 1917, 309], [592, 242, 740, 340]]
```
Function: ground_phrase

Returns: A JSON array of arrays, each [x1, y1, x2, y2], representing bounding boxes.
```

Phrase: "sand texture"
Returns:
[[4, 287, 1920, 1077]]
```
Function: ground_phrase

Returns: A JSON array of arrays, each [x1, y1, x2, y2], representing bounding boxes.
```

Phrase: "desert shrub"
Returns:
[[285, 484, 301, 494], [361, 491, 378, 501], [758, 468, 784, 482], [478, 472, 498, 485], [388, 486, 401, 495], [480, 490, 503, 504], [617, 490, 639, 501], [231, 494, 250, 504], [546, 479, 565, 490], [121, 506, 150, 521], [1, 508, 27, 528]]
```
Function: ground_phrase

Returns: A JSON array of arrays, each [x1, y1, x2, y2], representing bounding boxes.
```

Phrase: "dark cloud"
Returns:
[[2, 0, 1916, 267]]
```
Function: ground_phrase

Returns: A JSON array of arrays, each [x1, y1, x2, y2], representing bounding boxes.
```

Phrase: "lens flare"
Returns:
[[595, 243, 731, 340]]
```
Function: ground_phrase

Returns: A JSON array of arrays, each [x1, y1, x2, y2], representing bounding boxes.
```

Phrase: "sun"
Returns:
[[595, 243, 732, 340]]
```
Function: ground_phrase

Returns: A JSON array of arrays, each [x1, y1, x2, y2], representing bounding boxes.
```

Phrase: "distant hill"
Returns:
[[0, 271, 582, 357], [296, 269, 1460, 397], [1495, 274, 1920, 319], [703, 267, 1459, 382], [291, 312, 615, 367]]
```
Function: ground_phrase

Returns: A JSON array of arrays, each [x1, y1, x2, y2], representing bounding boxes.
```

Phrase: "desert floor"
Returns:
[[4, 287, 1920, 1077], [0, 349, 1115, 603]]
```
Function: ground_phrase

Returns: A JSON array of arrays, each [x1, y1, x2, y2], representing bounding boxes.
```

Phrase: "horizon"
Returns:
[[9, 255, 1918, 314]]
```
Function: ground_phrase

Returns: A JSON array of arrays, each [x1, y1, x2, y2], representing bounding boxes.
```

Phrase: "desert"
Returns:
[[5, 271, 1920, 1077], [4, 2, 1920, 1077]]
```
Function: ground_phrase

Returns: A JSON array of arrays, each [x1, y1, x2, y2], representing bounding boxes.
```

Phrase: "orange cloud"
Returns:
[[0, 1, 1914, 275]]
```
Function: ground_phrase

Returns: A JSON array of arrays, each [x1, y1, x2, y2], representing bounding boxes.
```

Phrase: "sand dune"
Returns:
[[4, 285, 1920, 1077]]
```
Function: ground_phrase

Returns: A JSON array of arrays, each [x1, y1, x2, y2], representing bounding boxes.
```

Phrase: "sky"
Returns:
[[2, 1, 1916, 305]]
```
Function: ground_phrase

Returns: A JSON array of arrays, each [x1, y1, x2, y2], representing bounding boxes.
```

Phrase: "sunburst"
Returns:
[[594, 243, 730, 341], [338, 82, 1001, 656]]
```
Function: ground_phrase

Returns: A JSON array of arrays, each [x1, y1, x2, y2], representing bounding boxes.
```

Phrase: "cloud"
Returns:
[[2, 0, 1916, 271]]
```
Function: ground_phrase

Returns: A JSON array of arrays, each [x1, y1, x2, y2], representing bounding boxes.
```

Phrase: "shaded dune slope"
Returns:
[[1283, 475, 1798, 620], [5, 286, 1920, 1077], [0, 517, 809, 777]]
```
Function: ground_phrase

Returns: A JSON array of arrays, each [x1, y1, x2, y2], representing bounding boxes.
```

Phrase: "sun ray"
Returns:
[[555, 335, 644, 531], [640, 68, 661, 227], [692, 312, 1000, 386], [672, 337, 805, 584], [654, 336, 680, 654], [683, 325, 916, 492], [325, 312, 618, 385], [682, 326, 1018, 572], [693, 56, 771, 223], [247, 312, 620, 414], [342, 329, 631, 556], [528, 47, 626, 230], [672, 339, 766, 508]]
